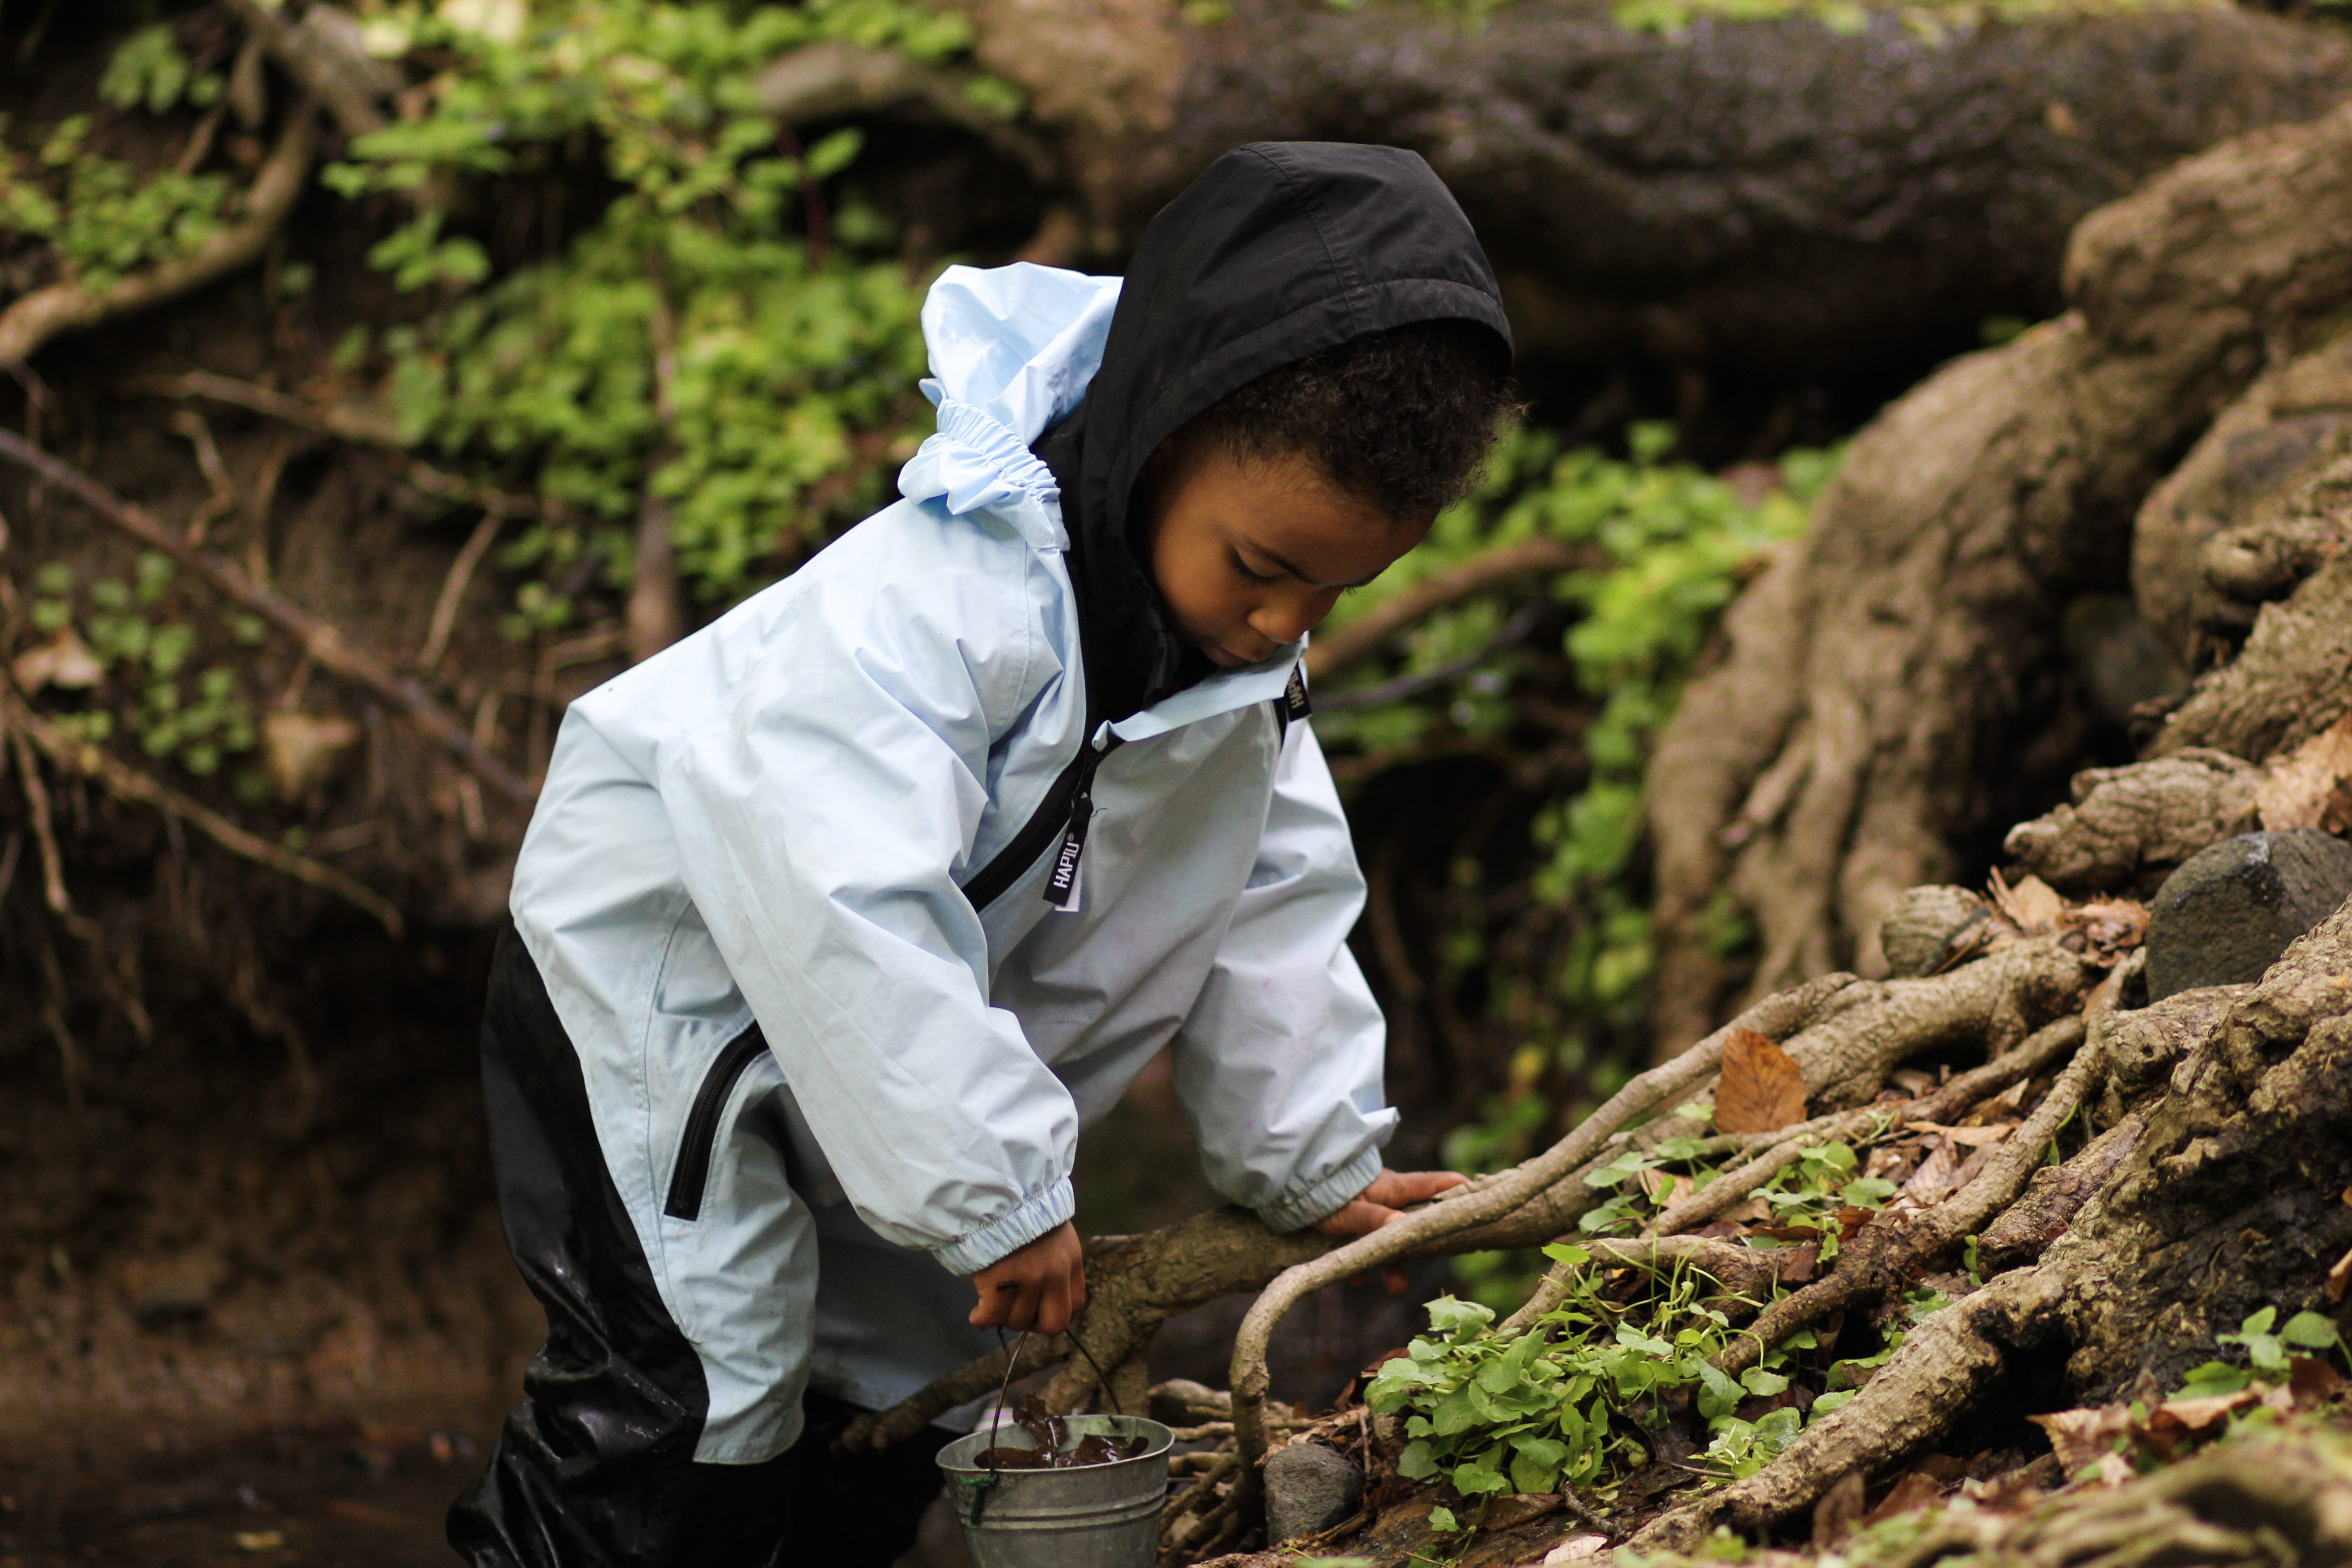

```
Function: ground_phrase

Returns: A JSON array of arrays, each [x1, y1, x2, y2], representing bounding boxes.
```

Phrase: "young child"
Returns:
[[450, 141, 1514, 1567]]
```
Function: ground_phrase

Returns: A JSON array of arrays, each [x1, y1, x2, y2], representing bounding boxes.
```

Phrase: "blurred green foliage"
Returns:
[[0, 112, 231, 291], [322, 0, 964, 621], [1315, 426, 1831, 1184]]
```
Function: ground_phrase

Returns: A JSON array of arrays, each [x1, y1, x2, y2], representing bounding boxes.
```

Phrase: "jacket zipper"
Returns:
[[663, 1024, 769, 1221], [1040, 738, 1118, 909], [959, 732, 1121, 912]]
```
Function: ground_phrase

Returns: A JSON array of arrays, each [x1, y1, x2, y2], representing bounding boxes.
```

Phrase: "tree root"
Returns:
[[1229, 976, 1861, 1476], [1709, 1007, 2112, 1384], [1500, 1012, 2088, 1336], [0, 430, 531, 805], [0, 105, 315, 365], [1634, 1263, 2070, 1552]]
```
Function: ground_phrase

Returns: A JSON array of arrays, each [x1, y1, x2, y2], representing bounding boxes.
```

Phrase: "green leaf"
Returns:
[[1426, 1296, 1495, 1337], [1695, 1360, 1744, 1421], [1429, 1506, 1462, 1533], [1739, 1367, 1790, 1398], [2283, 1312, 2342, 1349], [1396, 1440, 1439, 1480], [2177, 1360, 2253, 1398], [1453, 1461, 1509, 1496], [2242, 1307, 2279, 1337], [1840, 1176, 1899, 1208]]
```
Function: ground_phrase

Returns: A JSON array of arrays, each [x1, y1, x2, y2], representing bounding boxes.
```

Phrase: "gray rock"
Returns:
[[1264, 1441, 1364, 1543], [2144, 829, 2352, 999]]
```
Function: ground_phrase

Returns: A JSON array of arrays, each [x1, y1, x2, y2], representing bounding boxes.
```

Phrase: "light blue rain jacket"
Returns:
[[507, 262, 1396, 1462]]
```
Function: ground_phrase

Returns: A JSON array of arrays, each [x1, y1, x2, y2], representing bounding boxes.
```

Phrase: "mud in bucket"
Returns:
[[936, 1413, 1175, 1568]]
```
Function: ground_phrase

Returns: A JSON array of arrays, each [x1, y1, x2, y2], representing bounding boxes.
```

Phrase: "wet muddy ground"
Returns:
[[0, 1023, 1429, 1568], [0, 1420, 499, 1568]]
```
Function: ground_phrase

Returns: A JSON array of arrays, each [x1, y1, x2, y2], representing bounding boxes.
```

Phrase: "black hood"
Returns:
[[1035, 141, 1512, 724]]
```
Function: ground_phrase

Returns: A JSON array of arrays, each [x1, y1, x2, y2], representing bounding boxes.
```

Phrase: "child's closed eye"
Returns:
[[1230, 550, 1283, 584]]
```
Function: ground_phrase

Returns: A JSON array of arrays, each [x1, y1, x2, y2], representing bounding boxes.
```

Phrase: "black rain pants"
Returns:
[[446, 925, 951, 1568]]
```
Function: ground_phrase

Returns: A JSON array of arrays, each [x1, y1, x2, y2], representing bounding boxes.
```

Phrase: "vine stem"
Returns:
[[1225, 972, 1861, 1491]]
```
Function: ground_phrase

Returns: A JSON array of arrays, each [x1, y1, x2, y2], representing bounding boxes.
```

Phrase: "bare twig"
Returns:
[[127, 370, 545, 522], [420, 509, 505, 673], [627, 251, 686, 665], [0, 106, 315, 364], [1304, 535, 1590, 681], [167, 409, 240, 545], [0, 429, 532, 804]]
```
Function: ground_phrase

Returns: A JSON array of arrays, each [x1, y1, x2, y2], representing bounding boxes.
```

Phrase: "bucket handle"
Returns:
[[968, 1322, 1129, 1527]]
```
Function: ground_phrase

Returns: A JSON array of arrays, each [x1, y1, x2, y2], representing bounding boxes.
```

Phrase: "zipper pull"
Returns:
[[1043, 741, 1112, 911]]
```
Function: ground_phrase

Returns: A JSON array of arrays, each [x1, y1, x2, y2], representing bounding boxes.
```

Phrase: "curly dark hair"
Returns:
[[1189, 319, 1514, 520]]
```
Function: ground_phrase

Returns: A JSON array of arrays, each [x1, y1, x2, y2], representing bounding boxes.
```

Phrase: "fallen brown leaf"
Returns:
[[1990, 868, 2067, 931], [2328, 1245, 2352, 1303], [1716, 1029, 1807, 1134], [1812, 1470, 1866, 1550], [2287, 1356, 2345, 1409], [2154, 1389, 2257, 1431], [2028, 1403, 2133, 1472], [1866, 1469, 1947, 1523], [11, 627, 104, 692], [1905, 1138, 1969, 1203], [2256, 710, 2352, 835]]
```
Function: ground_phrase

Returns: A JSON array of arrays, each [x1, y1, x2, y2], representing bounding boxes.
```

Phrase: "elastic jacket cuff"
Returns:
[[1257, 1145, 1384, 1235], [931, 1176, 1076, 1276]]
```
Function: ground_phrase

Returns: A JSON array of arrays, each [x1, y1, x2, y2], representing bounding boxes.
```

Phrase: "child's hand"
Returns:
[[968, 1220, 1087, 1335], [1313, 1168, 1467, 1293], [1311, 1167, 1467, 1237]]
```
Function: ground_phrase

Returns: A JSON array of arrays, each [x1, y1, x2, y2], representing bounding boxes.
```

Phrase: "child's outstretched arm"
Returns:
[[1170, 720, 1423, 1235]]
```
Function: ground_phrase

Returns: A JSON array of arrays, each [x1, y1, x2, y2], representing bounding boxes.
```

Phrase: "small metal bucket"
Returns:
[[935, 1413, 1175, 1568]]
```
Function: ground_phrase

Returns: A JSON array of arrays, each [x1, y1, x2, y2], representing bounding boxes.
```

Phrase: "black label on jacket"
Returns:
[[1284, 665, 1312, 721]]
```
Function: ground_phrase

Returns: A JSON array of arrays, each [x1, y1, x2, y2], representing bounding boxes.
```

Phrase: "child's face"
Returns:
[[1143, 437, 1431, 670]]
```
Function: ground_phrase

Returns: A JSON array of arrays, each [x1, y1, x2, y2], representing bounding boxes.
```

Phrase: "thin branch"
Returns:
[[1304, 535, 1591, 682], [0, 429, 533, 804], [0, 105, 315, 365], [220, 0, 392, 140], [126, 370, 547, 524], [2, 686, 403, 936], [420, 508, 505, 673], [1313, 598, 1547, 712]]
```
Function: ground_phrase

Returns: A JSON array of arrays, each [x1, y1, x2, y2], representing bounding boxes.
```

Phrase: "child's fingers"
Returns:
[[1035, 1274, 1075, 1337], [1366, 1169, 1467, 1207], [1314, 1198, 1401, 1237]]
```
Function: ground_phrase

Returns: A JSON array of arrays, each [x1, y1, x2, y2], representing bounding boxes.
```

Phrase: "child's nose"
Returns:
[[1252, 589, 1338, 645]]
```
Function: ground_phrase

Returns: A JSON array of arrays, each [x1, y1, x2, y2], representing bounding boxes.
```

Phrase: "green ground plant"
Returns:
[[24, 555, 265, 784]]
